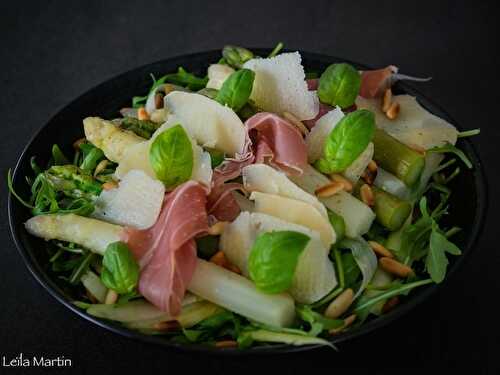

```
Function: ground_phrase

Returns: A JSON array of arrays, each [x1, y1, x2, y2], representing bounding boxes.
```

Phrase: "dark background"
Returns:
[[0, 1, 497, 373]]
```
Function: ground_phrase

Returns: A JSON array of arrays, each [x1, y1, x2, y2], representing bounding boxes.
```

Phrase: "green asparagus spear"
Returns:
[[119, 117, 160, 139], [372, 186, 412, 231], [372, 129, 426, 187], [222, 45, 254, 69]]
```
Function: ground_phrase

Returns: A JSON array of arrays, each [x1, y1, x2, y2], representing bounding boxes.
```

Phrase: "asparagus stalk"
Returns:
[[371, 186, 412, 231], [372, 129, 426, 187], [119, 117, 160, 139]]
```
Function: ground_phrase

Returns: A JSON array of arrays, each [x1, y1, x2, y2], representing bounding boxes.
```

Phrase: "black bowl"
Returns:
[[8, 49, 487, 354]]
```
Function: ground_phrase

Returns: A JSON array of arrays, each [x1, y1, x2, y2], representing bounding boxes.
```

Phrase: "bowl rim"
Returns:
[[7, 48, 488, 355]]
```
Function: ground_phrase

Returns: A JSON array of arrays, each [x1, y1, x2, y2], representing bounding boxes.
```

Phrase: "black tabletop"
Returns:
[[0, 1, 497, 373]]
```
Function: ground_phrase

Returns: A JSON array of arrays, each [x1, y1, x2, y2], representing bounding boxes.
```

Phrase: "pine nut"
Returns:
[[324, 288, 354, 319], [207, 221, 228, 236], [105, 290, 118, 305], [368, 241, 394, 258], [215, 340, 238, 348], [368, 160, 378, 173], [329, 314, 357, 335], [209, 251, 227, 267], [102, 181, 118, 190], [137, 107, 150, 120], [382, 296, 400, 314], [382, 88, 392, 113], [360, 184, 374, 206], [73, 138, 86, 150], [315, 181, 344, 198], [282, 111, 310, 136], [330, 174, 353, 192], [386, 101, 400, 120], [379, 257, 414, 278]]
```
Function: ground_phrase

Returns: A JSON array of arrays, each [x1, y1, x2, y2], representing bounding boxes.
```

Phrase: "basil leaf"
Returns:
[[318, 63, 361, 108], [428, 142, 472, 169], [101, 242, 139, 294], [315, 109, 375, 173], [215, 69, 255, 112], [248, 231, 310, 293], [149, 124, 194, 189]]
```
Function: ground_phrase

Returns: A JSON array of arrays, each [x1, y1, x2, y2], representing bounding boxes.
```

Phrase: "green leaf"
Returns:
[[342, 252, 361, 288], [51, 144, 69, 165], [215, 69, 255, 112], [354, 279, 433, 312], [79, 143, 105, 172], [327, 210, 345, 242], [149, 124, 194, 189], [428, 142, 472, 169], [315, 110, 375, 173], [248, 231, 310, 293], [222, 45, 254, 69], [427, 223, 462, 283], [296, 305, 344, 335], [318, 63, 361, 108], [101, 242, 140, 294], [161, 67, 208, 91], [205, 148, 225, 169]]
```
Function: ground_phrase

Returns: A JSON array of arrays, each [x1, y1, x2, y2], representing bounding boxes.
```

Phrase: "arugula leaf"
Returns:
[[248, 231, 310, 293], [354, 279, 433, 312], [215, 69, 255, 112], [315, 110, 375, 173], [342, 252, 361, 288], [428, 142, 472, 169], [149, 124, 194, 189], [338, 238, 377, 298], [79, 143, 105, 172], [426, 222, 462, 282], [296, 305, 344, 335], [101, 242, 139, 294], [222, 45, 254, 69], [318, 63, 361, 108], [161, 67, 208, 90], [51, 144, 69, 165]]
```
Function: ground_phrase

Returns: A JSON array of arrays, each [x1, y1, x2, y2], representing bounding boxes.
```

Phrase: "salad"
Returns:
[[8, 43, 480, 350]]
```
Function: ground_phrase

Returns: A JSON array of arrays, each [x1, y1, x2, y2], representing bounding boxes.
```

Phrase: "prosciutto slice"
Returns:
[[122, 181, 208, 316], [246, 112, 307, 175], [360, 66, 431, 98]]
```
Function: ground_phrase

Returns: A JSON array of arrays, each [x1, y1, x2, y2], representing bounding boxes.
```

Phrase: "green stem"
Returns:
[[372, 186, 412, 231], [354, 279, 433, 312]]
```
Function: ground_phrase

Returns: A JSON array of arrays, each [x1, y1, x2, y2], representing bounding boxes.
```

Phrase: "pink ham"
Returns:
[[207, 182, 244, 224], [122, 181, 208, 316], [360, 65, 398, 98], [246, 112, 308, 175]]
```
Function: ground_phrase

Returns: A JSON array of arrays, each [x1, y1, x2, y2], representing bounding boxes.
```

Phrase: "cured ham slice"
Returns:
[[246, 112, 307, 175], [360, 65, 398, 98], [122, 181, 209, 316]]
